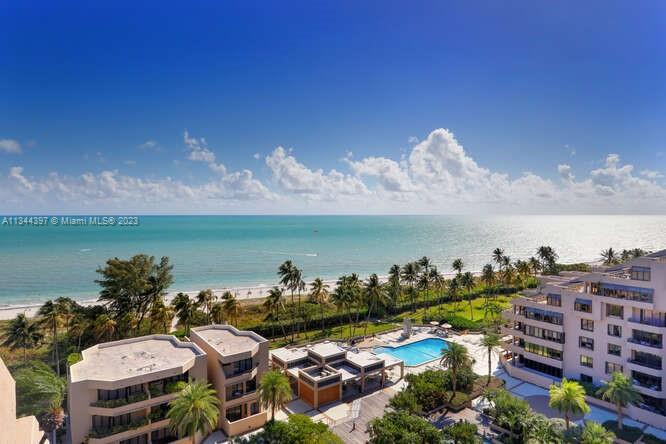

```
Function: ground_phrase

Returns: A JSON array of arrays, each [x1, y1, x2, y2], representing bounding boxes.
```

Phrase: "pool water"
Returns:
[[373, 337, 450, 366]]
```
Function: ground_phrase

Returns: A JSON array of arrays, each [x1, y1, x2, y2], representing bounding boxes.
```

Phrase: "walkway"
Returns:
[[331, 389, 394, 444]]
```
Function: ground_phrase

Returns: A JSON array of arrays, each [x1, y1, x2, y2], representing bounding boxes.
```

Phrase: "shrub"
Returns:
[[389, 391, 422, 415], [368, 411, 443, 444], [447, 392, 470, 410], [642, 434, 666, 444], [442, 420, 480, 444], [602, 420, 642, 443], [442, 366, 477, 392]]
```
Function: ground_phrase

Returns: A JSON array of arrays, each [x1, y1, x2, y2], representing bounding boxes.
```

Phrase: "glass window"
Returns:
[[590, 282, 653, 303], [631, 330, 663, 348], [250, 402, 260, 415], [579, 336, 594, 350], [226, 405, 244, 422], [580, 374, 593, 383], [608, 324, 622, 338], [519, 340, 563, 361], [608, 343, 621, 356], [606, 304, 624, 319], [631, 267, 651, 281], [581, 319, 594, 332], [575, 299, 592, 313], [606, 362, 623, 374], [580, 355, 593, 368], [547, 293, 561, 307]]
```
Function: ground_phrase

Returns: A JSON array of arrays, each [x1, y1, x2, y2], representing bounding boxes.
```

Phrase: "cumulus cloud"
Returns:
[[0, 139, 22, 154], [558, 164, 575, 182], [265, 147, 369, 200], [641, 170, 663, 179], [138, 140, 160, 151], [345, 155, 418, 193], [184, 130, 216, 163]]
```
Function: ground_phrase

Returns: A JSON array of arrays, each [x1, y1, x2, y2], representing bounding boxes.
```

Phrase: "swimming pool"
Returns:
[[373, 337, 450, 366]]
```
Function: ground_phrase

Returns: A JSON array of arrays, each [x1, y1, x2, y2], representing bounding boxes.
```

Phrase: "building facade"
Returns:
[[0, 357, 44, 444], [502, 250, 666, 428], [68, 335, 207, 444], [190, 325, 269, 437]]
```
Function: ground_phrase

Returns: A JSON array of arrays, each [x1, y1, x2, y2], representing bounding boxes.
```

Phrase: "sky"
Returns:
[[1, 0, 665, 214]]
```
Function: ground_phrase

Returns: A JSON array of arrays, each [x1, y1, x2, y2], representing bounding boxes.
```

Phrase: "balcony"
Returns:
[[91, 392, 148, 409], [629, 359, 662, 371], [629, 317, 666, 328], [629, 338, 663, 349], [89, 417, 149, 440]]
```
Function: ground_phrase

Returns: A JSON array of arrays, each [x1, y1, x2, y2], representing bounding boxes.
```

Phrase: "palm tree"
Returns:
[[68, 312, 89, 351], [596, 372, 642, 430], [172, 293, 197, 336], [492, 248, 504, 270], [264, 287, 288, 340], [150, 299, 175, 334], [363, 274, 388, 336], [309, 278, 329, 332], [258, 369, 292, 421], [580, 421, 615, 444], [196, 289, 215, 324], [167, 380, 220, 444], [549, 378, 590, 429], [448, 276, 461, 312], [210, 302, 225, 324], [600, 248, 619, 266], [515, 260, 531, 286], [480, 333, 501, 383], [430, 267, 445, 308], [278, 260, 299, 340], [439, 342, 472, 397], [481, 264, 495, 305], [452, 258, 464, 275], [400, 262, 420, 312], [37, 300, 63, 376], [223, 295, 242, 326], [418, 256, 432, 313], [330, 275, 357, 340], [2, 313, 42, 361], [94, 314, 117, 342], [537, 246, 558, 274], [528, 256, 541, 276], [387, 264, 402, 309], [460, 271, 475, 320], [32, 365, 66, 444]]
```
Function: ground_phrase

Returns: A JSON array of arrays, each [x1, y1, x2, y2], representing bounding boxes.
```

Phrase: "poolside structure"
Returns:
[[68, 335, 207, 444], [1, 357, 44, 444], [502, 249, 666, 429], [190, 325, 269, 437], [270, 341, 404, 408]]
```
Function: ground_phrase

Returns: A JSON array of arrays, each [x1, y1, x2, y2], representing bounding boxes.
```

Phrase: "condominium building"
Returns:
[[190, 325, 269, 437], [271, 341, 404, 408], [0, 357, 44, 444], [502, 250, 666, 428], [68, 335, 207, 444]]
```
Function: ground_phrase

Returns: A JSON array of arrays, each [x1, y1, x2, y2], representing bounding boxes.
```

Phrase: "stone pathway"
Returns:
[[331, 389, 394, 444]]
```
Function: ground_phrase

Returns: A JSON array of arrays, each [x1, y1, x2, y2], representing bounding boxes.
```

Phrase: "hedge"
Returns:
[[642, 434, 666, 444], [602, 421, 643, 443]]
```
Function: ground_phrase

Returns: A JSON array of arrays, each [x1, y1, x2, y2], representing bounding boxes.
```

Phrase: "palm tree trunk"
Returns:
[[618, 405, 623, 430], [364, 300, 375, 337], [487, 351, 492, 383], [290, 291, 295, 342], [565, 413, 570, 429], [53, 319, 60, 377]]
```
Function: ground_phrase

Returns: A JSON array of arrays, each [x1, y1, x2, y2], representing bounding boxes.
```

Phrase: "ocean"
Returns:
[[1, 215, 665, 307]]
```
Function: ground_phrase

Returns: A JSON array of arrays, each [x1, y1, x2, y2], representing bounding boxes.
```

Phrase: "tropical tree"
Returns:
[[440, 342, 473, 397], [278, 260, 299, 340], [480, 333, 501, 383], [401, 262, 421, 312], [309, 278, 330, 332], [210, 301, 225, 324], [368, 411, 442, 444], [600, 248, 619, 266], [172, 293, 197, 336], [150, 299, 174, 334], [548, 378, 590, 429], [448, 276, 461, 312], [3, 313, 43, 361], [481, 264, 495, 304], [330, 277, 355, 340], [452, 258, 464, 274], [37, 300, 63, 376], [524, 413, 562, 444], [460, 271, 475, 320], [196, 289, 215, 324], [537, 246, 558, 274], [576, 421, 616, 444], [515, 260, 531, 286], [442, 420, 480, 444], [418, 256, 432, 314], [68, 311, 90, 351], [492, 248, 505, 270], [363, 273, 388, 336], [94, 314, 117, 342], [596, 371, 642, 430], [167, 380, 220, 444], [528, 256, 541, 276], [258, 370, 292, 421], [223, 295, 242, 327], [387, 264, 402, 307], [33, 366, 66, 444]]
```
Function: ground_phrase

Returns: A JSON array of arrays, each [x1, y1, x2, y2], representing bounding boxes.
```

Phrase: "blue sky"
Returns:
[[1, 1, 665, 213]]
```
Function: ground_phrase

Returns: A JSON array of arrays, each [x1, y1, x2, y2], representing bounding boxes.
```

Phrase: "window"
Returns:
[[581, 319, 594, 332], [519, 340, 563, 360], [608, 324, 622, 338], [580, 374, 593, 383], [522, 324, 565, 344], [631, 351, 662, 370], [631, 330, 663, 348], [608, 343, 621, 356], [575, 299, 592, 313], [547, 293, 561, 307], [226, 405, 244, 422], [606, 304, 624, 319], [518, 306, 563, 325], [590, 282, 653, 303], [579, 336, 594, 350], [631, 266, 651, 281], [580, 355, 593, 368], [250, 402, 260, 415], [606, 362, 623, 374], [632, 371, 662, 391]]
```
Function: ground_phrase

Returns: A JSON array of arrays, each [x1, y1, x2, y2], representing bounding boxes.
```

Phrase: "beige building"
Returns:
[[271, 341, 404, 408], [0, 357, 44, 444], [190, 325, 268, 437], [68, 335, 207, 444], [502, 250, 666, 428]]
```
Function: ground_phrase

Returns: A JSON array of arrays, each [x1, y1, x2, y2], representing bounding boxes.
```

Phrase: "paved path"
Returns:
[[332, 389, 394, 444]]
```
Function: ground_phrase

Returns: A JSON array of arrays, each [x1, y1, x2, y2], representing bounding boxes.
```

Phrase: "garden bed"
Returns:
[[602, 420, 643, 443]]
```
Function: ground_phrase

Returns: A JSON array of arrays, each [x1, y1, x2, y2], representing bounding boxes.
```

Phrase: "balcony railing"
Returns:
[[629, 337, 663, 349], [628, 317, 666, 328], [91, 392, 148, 408], [629, 359, 662, 371], [224, 361, 259, 378], [89, 417, 149, 439], [633, 379, 662, 392]]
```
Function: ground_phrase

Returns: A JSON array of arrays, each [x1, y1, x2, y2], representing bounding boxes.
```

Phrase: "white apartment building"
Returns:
[[503, 250, 666, 428]]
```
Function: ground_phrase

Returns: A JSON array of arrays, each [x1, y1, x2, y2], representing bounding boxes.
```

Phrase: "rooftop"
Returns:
[[191, 324, 266, 356], [71, 335, 204, 383], [308, 341, 346, 358], [271, 346, 309, 364], [344, 350, 385, 368]]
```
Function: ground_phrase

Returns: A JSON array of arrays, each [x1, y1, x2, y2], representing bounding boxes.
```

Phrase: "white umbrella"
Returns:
[[429, 321, 439, 326], [441, 323, 452, 329]]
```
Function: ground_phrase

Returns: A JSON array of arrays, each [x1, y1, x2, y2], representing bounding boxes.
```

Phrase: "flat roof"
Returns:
[[344, 350, 385, 368], [271, 347, 308, 364], [309, 342, 346, 358], [192, 325, 266, 356], [71, 335, 203, 383]]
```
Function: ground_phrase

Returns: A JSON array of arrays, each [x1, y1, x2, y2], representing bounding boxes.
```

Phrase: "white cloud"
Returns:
[[641, 169, 663, 179], [253, 153, 261, 160], [138, 140, 160, 151], [184, 130, 216, 163], [266, 146, 369, 199], [0, 139, 22, 154], [558, 164, 574, 182], [345, 155, 418, 193]]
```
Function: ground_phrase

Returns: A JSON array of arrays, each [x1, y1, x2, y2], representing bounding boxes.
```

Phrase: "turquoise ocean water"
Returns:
[[1, 215, 666, 306]]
